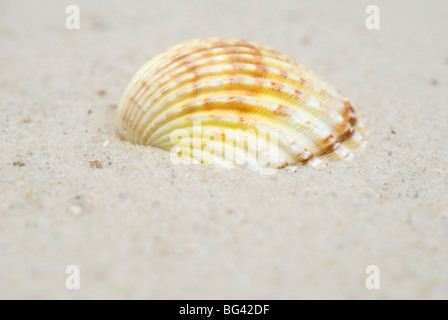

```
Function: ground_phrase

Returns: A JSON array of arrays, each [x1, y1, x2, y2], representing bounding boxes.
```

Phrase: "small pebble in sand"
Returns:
[[103, 140, 110, 147], [433, 203, 445, 211], [87, 110, 92, 115], [13, 162, 25, 167], [69, 205, 83, 217], [156, 244, 168, 254], [391, 130, 397, 134], [97, 89, 107, 97], [378, 194, 388, 200], [22, 118, 32, 123], [89, 160, 102, 169], [87, 195, 103, 207], [430, 79, 439, 86], [300, 35, 311, 46]]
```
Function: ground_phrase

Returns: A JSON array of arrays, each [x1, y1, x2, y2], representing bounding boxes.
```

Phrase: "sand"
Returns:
[[1, 0, 447, 299]]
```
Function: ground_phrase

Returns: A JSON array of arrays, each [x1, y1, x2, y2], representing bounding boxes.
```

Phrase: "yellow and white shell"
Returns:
[[117, 38, 364, 170]]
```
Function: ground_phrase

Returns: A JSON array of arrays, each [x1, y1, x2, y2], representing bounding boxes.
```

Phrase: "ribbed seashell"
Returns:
[[117, 38, 364, 170]]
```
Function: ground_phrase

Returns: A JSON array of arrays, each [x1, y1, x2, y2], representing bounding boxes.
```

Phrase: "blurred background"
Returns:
[[0, 0, 447, 299]]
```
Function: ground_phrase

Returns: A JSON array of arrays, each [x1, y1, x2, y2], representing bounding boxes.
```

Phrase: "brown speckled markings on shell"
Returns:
[[117, 38, 365, 170]]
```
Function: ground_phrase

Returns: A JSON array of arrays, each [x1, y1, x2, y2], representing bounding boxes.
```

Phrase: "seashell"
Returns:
[[117, 38, 364, 170]]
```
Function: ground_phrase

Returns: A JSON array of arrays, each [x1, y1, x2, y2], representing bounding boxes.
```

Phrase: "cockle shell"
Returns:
[[117, 38, 364, 170]]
